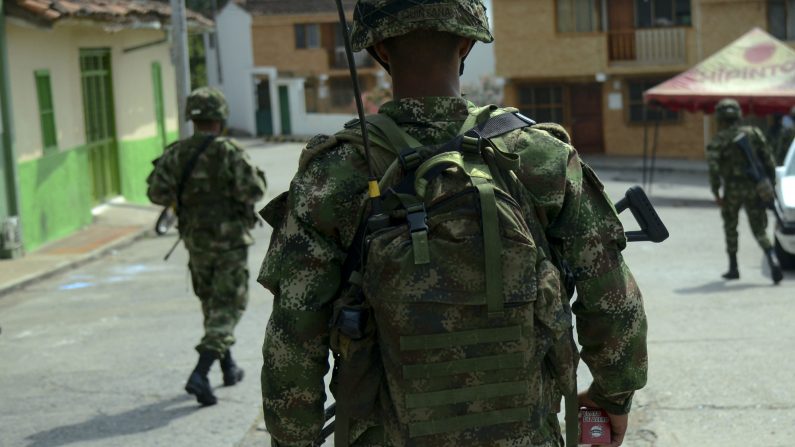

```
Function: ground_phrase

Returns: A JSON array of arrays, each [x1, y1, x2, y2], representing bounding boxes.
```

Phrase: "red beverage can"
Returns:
[[579, 407, 611, 445]]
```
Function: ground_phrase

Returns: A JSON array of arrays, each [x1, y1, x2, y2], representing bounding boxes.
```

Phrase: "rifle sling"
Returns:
[[176, 135, 216, 212]]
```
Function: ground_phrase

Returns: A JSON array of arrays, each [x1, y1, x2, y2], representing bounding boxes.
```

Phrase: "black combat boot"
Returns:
[[220, 350, 245, 386], [722, 252, 739, 280], [765, 248, 784, 285], [185, 351, 217, 406]]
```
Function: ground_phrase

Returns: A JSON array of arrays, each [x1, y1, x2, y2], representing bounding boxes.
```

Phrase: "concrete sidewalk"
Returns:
[[0, 200, 162, 297]]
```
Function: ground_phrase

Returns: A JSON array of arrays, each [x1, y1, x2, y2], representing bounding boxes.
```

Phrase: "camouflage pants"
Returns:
[[188, 247, 249, 357], [721, 182, 772, 253]]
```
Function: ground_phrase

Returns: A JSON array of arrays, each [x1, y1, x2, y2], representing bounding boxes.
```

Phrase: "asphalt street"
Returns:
[[1, 141, 793, 447]]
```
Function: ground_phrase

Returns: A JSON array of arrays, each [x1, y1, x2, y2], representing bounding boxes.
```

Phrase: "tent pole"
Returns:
[[650, 108, 660, 196], [642, 103, 649, 189]]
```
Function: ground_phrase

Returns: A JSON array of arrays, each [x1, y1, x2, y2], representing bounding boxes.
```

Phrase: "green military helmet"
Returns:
[[186, 86, 229, 122], [350, 0, 494, 52], [715, 98, 742, 122]]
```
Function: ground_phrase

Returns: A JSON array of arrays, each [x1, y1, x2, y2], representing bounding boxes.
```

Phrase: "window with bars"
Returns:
[[34, 70, 58, 152], [769, 0, 795, 40], [627, 79, 679, 123], [517, 85, 564, 123], [557, 0, 602, 33], [295, 23, 321, 49], [635, 0, 692, 27]]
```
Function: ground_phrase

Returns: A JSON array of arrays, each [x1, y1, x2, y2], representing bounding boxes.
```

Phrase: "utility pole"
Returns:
[[0, 0, 24, 259], [170, 0, 191, 139]]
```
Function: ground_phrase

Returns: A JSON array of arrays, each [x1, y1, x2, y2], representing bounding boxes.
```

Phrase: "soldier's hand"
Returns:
[[577, 391, 628, 447], [714, 195, 724, 207]]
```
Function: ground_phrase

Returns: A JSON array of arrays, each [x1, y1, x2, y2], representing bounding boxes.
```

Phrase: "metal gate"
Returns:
[[80, 48, 120, 202]]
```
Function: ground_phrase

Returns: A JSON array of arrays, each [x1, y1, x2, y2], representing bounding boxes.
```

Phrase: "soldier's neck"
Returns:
[[391, 71, 461, 100]]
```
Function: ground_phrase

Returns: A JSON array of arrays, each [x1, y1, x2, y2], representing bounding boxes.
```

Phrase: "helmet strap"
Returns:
[[367, 47, 391, 74]]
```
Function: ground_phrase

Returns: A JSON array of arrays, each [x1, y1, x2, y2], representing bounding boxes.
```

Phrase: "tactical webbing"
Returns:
[[365, 113, 423, 150], [400, 325, 521, 350], [403, 352, 523, 379], [476, 182, 504, 316], [408, 406, 532, 438], [405, 380, 528, 409], [466, 112, 535, 140], [176, 135, 215, 212]]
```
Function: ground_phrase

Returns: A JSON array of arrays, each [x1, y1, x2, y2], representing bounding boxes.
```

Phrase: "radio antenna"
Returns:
[[334, 0, 383, 212]]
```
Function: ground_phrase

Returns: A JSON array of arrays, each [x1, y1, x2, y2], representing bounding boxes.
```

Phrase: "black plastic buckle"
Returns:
[[406, 204, 428, 233], [399, 149, 422, 171]]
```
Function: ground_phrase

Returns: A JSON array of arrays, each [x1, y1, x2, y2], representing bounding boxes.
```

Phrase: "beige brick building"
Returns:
[[493, 0, 792, 159]]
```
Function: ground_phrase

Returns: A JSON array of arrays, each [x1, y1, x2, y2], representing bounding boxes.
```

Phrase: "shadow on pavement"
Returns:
[[674, 280, 770, 295], [25, 394, 199, 447]]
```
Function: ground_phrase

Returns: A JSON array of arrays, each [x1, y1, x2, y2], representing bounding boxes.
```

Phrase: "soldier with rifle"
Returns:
[[259, 1, 652, 446], [147, 87, 267, 406], [706, 98, 782, 284]]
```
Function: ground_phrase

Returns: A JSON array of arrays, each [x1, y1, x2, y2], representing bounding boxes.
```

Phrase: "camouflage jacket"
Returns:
[[146, 132, 267, 252], [706, 124, 775, 197], [259, 97, 647, 446]]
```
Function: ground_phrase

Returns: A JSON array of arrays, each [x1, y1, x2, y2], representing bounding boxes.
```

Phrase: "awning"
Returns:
[[644, 28, 795, 115]]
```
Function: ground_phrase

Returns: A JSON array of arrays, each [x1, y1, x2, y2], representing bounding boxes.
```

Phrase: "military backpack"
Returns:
[[325, 106, 580, 447]]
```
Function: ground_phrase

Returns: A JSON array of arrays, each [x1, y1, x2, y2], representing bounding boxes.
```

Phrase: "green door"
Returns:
[[151, 62, 167, 149], [256, 79, 273, 136], [80, 48, 120, 203], [278, 85, 291, 135]]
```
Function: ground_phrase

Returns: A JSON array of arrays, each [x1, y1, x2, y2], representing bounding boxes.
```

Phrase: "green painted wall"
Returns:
[[17, 130, 176, 251], [17, 146, 93, 251], [117, 130, 177, 204]]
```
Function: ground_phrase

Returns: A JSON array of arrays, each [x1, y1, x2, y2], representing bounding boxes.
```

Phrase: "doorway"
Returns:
[[256, 79, 273, 136], [80, 48, 120, 203], [569, 83, 604, 154], [278, 85, 291, 135]]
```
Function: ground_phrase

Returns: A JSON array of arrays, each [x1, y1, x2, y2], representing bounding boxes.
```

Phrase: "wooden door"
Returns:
[[608, 0, 636, 61], [80, 48, 120, 202], [569, 84, 604, 154]]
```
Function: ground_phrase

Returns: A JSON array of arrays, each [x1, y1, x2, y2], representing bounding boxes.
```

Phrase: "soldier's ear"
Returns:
[[372, 41, 391, 66]]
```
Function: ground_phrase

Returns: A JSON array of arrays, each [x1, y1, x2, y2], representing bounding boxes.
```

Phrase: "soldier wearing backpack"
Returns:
[[147, 87, 267, 406], [259, 1, 647, 446]]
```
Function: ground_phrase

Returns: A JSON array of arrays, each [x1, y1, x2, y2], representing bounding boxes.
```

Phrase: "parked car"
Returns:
[[774, 141, 795, 269]]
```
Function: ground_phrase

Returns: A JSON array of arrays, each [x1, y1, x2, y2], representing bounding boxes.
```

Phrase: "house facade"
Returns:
[[206, 0, 389, 137], [493, 0, 791, 158], [0, 0, 209, 257]]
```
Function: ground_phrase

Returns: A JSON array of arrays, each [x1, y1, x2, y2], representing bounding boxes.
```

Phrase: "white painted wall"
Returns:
[[7, 21, 177, 161], [284, 78, 354, 135], [209, 3, 257, 135]]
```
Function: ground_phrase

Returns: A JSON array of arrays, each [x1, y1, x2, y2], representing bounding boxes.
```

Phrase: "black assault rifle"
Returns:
[[733, 132, 776, 208]]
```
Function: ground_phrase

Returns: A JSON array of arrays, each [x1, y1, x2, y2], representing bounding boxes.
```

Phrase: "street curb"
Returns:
[[0, 226, 153, 298], [261, 135, 311, 144]]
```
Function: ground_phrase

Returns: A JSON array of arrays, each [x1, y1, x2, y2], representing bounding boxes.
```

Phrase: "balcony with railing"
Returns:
[[608, 27, 687, 65]]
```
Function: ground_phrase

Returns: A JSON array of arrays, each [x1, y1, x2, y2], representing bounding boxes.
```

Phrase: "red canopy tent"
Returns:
[[644, 27, 795, 115], [639, 28, 795, 191]]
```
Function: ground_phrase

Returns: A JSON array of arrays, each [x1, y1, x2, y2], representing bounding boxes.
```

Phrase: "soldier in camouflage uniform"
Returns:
[[259, 1, 646, 446], [775, 106, 795, 166], [706, 98, 782, 284], [147, 87, 267, 406]]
